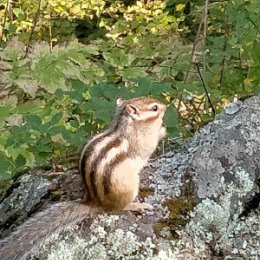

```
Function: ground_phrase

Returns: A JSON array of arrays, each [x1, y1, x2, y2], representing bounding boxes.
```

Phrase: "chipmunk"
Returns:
[[0, 96, 166, 260]]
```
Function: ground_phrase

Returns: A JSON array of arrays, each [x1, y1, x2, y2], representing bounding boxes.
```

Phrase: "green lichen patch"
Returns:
[[181, 168, 256, 256], [35, 214, 158, 260]]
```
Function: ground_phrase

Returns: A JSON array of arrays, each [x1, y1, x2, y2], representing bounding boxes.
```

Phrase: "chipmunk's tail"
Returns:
[[0, 202, 100, 260]]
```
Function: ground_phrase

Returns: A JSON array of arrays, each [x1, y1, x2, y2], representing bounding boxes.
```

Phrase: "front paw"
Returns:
[[123, 202, 154, 213], [159, 126, 166, 139]]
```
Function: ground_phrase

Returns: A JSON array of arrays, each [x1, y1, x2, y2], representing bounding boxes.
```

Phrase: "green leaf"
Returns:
[[0, 152, 14, 181], [167, 126, 180, 137], [85, 97, 115, 123], [165, 106, 178, 128], [89, 84, 118, 99], [51, 133, 67, 145], [71, 79, 87, 93], [15, 154, 26, 169], [49, 113, 63, 125], [32, 54, 67, 93], [11, 125, 25, 134], [148, 82, 172, 95], [120, 67, 147, 79], [23, 150, 36, 167], [49, 126, 66, 135], [33, 143, 52, 153], [0, 105, 14, 125], [134, 78, 171, 96], [103, 48, 134, 69], [24, 115, 42, 129], [15, 102, 43, 114], [3, 44, 24, 61]]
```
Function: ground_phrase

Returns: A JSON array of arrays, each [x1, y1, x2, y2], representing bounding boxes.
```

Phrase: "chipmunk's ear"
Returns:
[[116, 97, 125, 107], [125, 104, 140, 119], [117, 98, 140, 120]]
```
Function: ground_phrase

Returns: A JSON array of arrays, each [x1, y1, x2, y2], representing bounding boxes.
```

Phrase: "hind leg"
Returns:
[[104, 158, 153, 212], [102, 171, 139, 210], [107, 175, 153, 213]]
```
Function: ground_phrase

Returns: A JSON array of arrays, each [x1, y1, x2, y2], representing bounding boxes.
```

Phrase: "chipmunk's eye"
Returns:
[[151, 105, 158, 111]]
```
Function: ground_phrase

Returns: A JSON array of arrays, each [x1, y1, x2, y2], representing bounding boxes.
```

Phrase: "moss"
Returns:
[[164, 196, 195, 218], [50, 190, 63, 201], [154, 196, 196, 239], [139, 187, 155, 200], [0, 180, 13, 201], [154, 221, 178, 239]]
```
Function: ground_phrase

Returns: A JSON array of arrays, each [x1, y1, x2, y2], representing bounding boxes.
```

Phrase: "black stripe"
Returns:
[[79, 151, 91, 199], [79, 146, 93, 200], [90, 137, 122, 202], [80, 138, 105, 200], [80, 136, 107, 200], [79, 115, 122, 202], [103, 152, 128, 195], [89, 170, 96, 200], [142, 112, 160, 123]]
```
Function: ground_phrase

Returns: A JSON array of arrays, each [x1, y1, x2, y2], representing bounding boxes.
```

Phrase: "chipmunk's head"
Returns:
[[116, 96, 166, 124]]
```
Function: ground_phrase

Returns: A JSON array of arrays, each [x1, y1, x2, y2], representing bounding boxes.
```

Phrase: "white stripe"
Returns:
[[96, 138, 129, 201]]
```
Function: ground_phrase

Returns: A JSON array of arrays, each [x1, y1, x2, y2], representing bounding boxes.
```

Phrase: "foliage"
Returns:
[[0, 0, 177, 43], [0, 40, 177, 180], [0, 81, 176, 180], [205, 0, 260, 94], [0, 0, 260, 180]]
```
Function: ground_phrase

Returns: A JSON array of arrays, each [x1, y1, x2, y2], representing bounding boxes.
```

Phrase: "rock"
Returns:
[[0, 168, 84, 238], [0, 95, 259, 259]]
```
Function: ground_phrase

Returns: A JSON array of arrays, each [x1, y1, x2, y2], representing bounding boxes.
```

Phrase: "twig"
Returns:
[[190, 98, 204, 123], [202, 0, 208, 72], [219, 16, 230, 88], [191, 95, 205, 122], [49, 12, 53, 52], [195, 63, 215, 116], [248, 17, 260, 50], [25, 0, 42, 57], [177, 94, 183, 116], [184, 16, 203, 82], [0, 0, 11, 45]]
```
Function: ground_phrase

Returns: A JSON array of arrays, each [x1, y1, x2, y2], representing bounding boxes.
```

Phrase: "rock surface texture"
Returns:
[[0, 95, 259, 259]]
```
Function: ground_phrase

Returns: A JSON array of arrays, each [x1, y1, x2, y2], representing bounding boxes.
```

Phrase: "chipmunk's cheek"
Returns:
[[159, 110, 165, 119], [158, 117, 163, 126], [159, 126, 167, 139]]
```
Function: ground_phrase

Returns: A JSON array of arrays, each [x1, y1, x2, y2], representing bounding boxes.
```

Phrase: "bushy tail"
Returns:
[[0, 201, 100, 260]]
